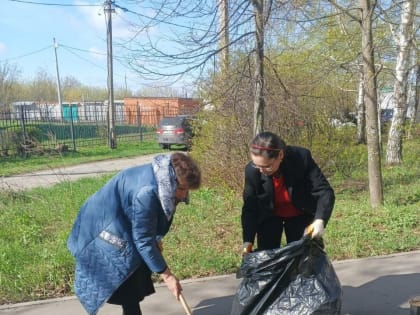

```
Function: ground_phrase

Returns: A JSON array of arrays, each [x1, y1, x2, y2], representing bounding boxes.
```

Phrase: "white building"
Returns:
[[378, 89, 419, 122]]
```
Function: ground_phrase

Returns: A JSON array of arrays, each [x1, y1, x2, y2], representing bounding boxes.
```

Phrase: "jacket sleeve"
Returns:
[[131, 186, 167, 273], [305, 151, 335, 225], [241, 164, 260, 244]]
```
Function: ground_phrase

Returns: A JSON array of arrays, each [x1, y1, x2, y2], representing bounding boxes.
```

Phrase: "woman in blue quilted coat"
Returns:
[[67, 153, 201, 315]]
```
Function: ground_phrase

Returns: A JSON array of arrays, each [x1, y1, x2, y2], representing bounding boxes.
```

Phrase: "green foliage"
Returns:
[[298, 126, 366, 179], [192, 103, 362, 191], [191, 110, 250, 192], [192, 26, 359, 192]]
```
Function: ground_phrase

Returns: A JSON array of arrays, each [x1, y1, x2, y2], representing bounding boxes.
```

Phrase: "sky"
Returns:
[[0, 0, 197, 93]]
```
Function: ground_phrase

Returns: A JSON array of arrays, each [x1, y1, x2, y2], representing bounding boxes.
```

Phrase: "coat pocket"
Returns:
[[99, 230, 127, 249]]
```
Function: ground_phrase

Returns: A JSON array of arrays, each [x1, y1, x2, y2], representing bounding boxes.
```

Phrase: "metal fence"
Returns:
[[0, 102, 163, 157]]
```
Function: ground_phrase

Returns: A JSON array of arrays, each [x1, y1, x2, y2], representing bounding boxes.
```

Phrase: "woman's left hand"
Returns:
[[305, 219, 325, 238]]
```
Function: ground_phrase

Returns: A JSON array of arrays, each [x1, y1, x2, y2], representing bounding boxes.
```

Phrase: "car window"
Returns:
[[159, 117, 180, 126], [159, 116, 193, 128]]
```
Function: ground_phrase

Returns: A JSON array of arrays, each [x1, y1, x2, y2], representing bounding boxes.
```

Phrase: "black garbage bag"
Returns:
[[230, 237, 342, 315]]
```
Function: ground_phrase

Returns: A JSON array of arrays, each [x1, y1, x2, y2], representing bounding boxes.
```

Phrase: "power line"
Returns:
[[60, 45, 108, 72], [0, 41, 133, 81], [60, 44, 107, 57], [59, 44, 137, 82], [0, 45, 52, 62], [8, 0, 101, 7]]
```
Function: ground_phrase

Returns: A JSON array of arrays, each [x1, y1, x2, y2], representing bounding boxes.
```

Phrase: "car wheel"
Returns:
[[159, 143, 170, 149]]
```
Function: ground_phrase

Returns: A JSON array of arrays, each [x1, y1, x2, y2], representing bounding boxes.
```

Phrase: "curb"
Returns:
[[331, 249, 420, 265], [0, 274, 237, 310], [0, 296, 77, 311]]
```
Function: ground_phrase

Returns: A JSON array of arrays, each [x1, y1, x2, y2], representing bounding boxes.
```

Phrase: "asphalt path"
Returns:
[[0, 154, 158, 191]]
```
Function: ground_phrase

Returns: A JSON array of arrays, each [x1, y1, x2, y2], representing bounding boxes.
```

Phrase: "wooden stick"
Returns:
[[179, 292, 193, 315]]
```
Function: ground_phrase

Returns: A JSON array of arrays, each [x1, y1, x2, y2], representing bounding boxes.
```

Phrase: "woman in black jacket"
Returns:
[[241, 131, 335, 253]]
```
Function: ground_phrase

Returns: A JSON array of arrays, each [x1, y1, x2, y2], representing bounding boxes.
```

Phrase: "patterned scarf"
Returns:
[[152, 154, 177, 220]]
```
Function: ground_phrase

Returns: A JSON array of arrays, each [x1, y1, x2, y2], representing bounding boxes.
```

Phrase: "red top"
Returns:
[[272, 175, 302, 217]]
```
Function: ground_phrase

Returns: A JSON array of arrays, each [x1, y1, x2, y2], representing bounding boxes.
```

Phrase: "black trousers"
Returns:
[[108, 263, 155, 315], [122, 303, 142, 315], [256, 214, 313, 250]]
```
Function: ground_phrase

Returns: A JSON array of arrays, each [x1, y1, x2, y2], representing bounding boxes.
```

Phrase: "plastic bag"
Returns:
[[230, 237, 342, 315]]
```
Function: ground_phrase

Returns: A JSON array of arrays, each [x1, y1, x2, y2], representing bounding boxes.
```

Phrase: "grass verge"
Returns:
[[0, 141, 165, 177]]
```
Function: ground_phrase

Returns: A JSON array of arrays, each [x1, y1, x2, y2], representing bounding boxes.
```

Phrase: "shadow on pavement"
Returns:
[[341, 273, 420, 315], [193, 295, 235, 315], [191, 273, 420, 315]]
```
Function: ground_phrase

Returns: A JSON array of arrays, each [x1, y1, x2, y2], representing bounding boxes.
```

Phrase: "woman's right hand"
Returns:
[[242, 242, 253, 255], [160, 268, 182, 300]]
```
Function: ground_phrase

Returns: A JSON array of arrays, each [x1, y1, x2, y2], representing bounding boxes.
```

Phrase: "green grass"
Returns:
[[0, 137, 419, 304]]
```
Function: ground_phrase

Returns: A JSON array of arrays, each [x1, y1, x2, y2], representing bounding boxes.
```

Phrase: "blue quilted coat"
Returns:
[[67, 163, 173, 315]]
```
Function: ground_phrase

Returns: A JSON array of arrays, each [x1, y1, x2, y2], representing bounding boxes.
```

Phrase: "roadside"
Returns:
[[0, 154, 158, 191]]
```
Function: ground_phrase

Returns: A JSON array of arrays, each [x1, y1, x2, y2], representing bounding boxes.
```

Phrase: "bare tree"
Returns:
[[356, 63, 366, 144], [113, 1, 253, 82], [30, 68, 57, 103], [385, 0, 416, 165], [407, 59, 419, 139], [360, 0, 383, 207], [252, 0, 265, 135], [219, 0, 230, 74], [328, 0, 383, 207], [62, 75, 82, 101], [406, 9, 419, 139], [0, 62, 21, 106], [115, 0, 324, 137]]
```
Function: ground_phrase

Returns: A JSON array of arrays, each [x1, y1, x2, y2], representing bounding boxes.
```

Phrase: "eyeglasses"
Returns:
[[251, 161, 275, 172]]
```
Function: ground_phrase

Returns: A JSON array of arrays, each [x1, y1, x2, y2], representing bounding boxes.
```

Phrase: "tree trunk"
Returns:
[[386, 0, 415, 165], [408, 63, 420, 139], [218, 0, 229, 74], [252, 0, 265, 136], [360, 0, 383, 207], [356, 63, 366, 144]]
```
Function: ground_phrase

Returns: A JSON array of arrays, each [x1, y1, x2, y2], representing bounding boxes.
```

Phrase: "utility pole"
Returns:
[[53, 37, 63, 121], [105, 0, 116, 149], [54, 37, 76, 151]]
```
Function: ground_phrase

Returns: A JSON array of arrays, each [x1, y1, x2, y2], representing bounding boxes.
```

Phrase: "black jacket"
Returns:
[[241, 146, 335, 243]]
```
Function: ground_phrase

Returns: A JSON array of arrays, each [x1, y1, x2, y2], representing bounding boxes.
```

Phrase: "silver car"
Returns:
[[156, 115, 193, 149]]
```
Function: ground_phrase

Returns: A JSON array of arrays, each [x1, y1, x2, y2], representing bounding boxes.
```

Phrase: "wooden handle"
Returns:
[[180, 292, 193, 315]]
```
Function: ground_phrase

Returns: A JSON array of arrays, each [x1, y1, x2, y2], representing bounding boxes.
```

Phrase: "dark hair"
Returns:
[[171, 153, 201, 189], [250, 131, 287, 159]]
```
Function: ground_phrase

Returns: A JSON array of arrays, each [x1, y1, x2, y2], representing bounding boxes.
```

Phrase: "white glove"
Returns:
[[306, 219, 325, 238]]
